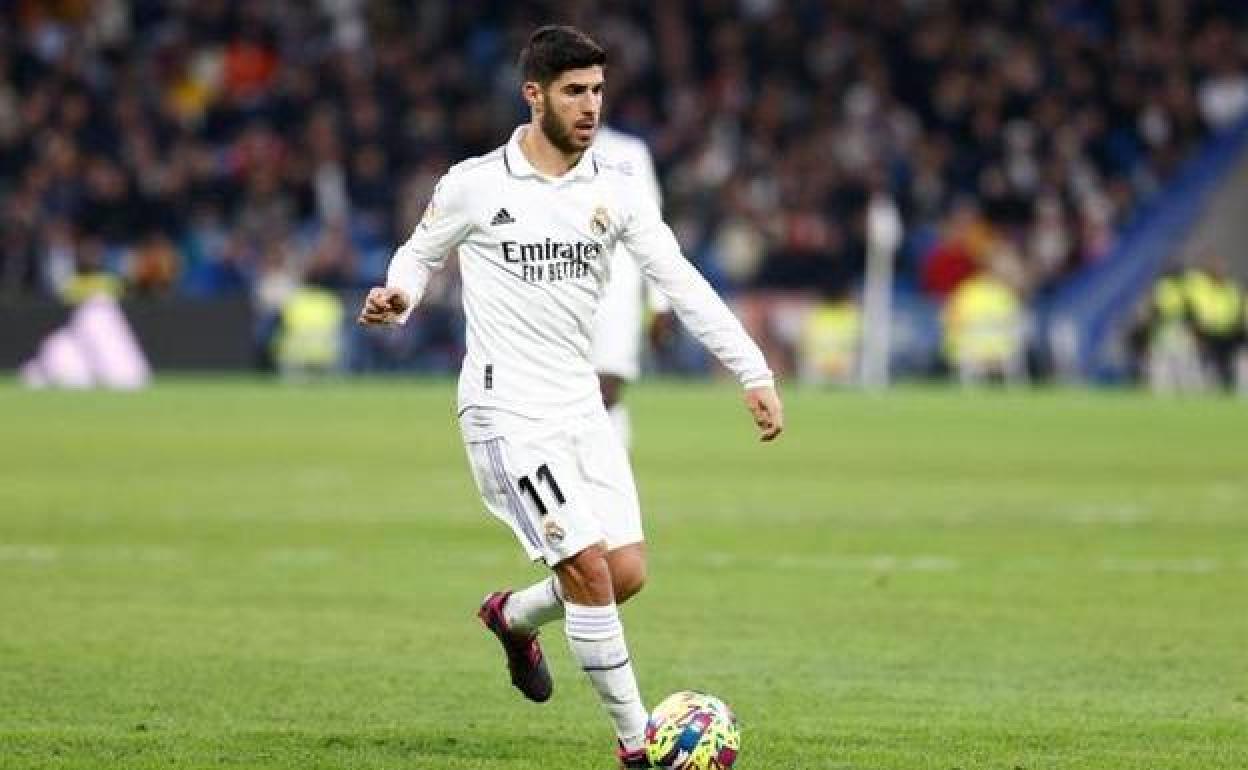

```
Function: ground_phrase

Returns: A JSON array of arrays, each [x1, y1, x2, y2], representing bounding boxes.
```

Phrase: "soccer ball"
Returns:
[[644, 690, 740, 769]]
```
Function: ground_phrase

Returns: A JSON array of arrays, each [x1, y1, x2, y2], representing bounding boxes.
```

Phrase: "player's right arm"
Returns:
[[358, 174, 471, 326], [744, 385, 784, 442]]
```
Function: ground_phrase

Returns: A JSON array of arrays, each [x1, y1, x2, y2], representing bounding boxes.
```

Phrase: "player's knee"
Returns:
[[557, 546, 614, 605], [608, 543, 647, 603], [613, 565, 646, 604]]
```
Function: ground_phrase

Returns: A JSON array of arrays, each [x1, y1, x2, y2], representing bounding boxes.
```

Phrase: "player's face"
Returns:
[[535, 66, 604, 154]]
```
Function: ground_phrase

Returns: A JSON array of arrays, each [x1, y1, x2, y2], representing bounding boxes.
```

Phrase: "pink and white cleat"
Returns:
[[617, 741, 653, 768], [477, 591, 553, 703]]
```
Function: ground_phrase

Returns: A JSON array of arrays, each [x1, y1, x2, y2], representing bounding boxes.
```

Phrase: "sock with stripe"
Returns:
[[564, 601, 648, 752], [502, 576, 564, 634]]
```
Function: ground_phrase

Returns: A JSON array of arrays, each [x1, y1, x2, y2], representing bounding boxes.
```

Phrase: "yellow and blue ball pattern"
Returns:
[[645, 691, 740, 769]]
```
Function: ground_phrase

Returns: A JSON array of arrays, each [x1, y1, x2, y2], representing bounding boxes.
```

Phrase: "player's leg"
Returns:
[[495, 574, 563, 633], [1211, 336, 1236, 389], [463, 436, 557, 703], [606, 541, 646, 604], [472, 411, 572, 641], [555, 542, 650, 763], [569, 409, 652, 765], [466, 409, 651, 763], [584, 405, 647, 605], [494, 539, 644, 634]]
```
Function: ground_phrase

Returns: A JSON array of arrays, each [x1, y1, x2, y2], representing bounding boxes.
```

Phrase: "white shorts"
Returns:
[[459, 405, 644, 565], [591, 248, 644, 381]]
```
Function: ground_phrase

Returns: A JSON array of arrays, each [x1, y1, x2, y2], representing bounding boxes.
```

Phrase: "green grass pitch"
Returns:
[[1, 379, 1246, 769]]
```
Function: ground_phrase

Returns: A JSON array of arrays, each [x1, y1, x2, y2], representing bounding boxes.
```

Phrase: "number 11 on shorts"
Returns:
[[517, 463, 565, 516]]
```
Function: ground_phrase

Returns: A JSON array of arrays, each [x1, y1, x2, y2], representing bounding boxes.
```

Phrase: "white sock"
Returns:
[[607, 402, 632, 450], [503, 576, 564, 634], [565, 601, 648, 751]]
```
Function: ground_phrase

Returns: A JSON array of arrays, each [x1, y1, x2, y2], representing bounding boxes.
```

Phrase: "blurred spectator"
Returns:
[[128, 230, 180, 294], [61, 234, 123, 305], [272, 284, 345, 379], [920, 199, 992, 299], [1195, 18, 1248, 130], [798, 290, 861, 386], [1134, 257, 1246, 393], [1183, 257, 1245, 389], [941, 271, 1027, 386], [1135, 267, 1205, 394]]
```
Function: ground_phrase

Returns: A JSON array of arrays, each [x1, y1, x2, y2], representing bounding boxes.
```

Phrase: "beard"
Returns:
[[540, 106, 592, 154]]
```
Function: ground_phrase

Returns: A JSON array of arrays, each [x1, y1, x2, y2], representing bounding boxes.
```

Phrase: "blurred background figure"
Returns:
[[271, 282, 346, 380], [1138, 267, 1207, 394], [1182, 255, 1245, 390], [941, 270, 1027, 387], [1133, 254, 1247, 395], [590, 124, 672, 448], [798, 287, 861, 386]]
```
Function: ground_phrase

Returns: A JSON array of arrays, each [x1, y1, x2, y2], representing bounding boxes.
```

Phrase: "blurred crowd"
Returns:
[[1, 1, 1246, 337]]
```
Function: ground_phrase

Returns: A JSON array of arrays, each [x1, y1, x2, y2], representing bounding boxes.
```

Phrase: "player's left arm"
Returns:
[[620, 194, 784, 442]]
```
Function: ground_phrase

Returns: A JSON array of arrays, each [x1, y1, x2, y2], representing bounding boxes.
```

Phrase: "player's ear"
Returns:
[[522, 81, 543, 112]]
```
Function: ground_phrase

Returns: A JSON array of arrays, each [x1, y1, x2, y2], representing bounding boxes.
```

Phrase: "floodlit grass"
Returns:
[[2, 379, 1246, 769]]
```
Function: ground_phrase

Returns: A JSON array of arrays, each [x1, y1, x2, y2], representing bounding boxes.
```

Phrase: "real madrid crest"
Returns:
[[590, 206, 610, 237], [544, 518, 566, 544]]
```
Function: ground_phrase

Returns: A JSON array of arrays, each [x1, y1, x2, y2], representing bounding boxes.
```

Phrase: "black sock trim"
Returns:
[[582, 657, 631, 672]]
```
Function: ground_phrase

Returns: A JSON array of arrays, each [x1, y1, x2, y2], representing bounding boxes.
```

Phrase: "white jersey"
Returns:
[[386, 125, 772, 418], [591, 126, 668, 381]]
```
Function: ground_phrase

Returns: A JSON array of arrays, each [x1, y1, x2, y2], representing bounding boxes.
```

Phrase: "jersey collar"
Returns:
[[504, 125, 599, 183]]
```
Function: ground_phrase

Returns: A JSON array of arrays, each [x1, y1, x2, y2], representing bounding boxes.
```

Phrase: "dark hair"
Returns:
[[519, 25, 606, 85]]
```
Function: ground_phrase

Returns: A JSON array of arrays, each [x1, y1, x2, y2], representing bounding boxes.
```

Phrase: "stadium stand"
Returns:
[[1, 1, 1245, 378]]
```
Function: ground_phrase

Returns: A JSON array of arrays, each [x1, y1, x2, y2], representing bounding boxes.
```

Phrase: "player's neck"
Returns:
[[519, 124, 584, 178]]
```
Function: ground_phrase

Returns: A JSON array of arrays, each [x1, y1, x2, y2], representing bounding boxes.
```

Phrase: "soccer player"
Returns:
[[590, 125, 672, 450], [358, 25, 784, 768]]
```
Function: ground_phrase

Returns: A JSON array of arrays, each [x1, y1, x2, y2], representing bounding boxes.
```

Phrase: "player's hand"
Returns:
[[357, 287, 411, 325], [744, 385, 784, 442]]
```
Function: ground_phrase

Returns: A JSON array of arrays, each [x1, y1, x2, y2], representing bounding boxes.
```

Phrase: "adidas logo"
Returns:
[[490, 208, 516, 226]]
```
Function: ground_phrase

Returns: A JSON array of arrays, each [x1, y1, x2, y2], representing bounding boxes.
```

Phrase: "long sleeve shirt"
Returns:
[[386, 125, 773, 418]]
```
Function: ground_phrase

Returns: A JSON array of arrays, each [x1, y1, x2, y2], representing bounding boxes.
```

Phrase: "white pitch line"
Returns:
[[0, 545, 187, 562], [1065, 503, 1147, 525], [1098, 557, 1222, 574], [260, 547, 339, 565], [686, 552, 961, 572], [0, 545, 60, 562]]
